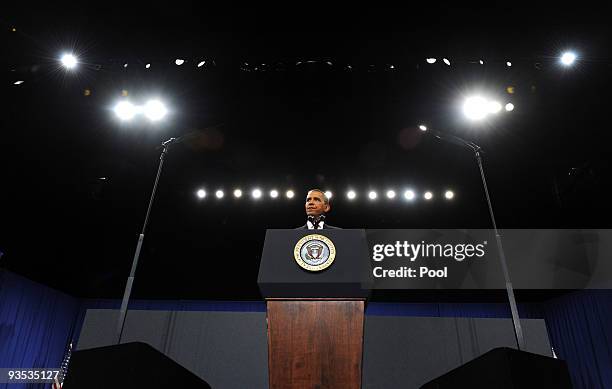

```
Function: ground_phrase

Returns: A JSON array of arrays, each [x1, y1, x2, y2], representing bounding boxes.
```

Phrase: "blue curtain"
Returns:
[[0, 270, 80, 389], [542, 290, 612, 389]]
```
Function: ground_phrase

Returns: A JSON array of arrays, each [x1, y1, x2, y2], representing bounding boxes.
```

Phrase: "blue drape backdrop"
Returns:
[[2, 270, 611, 389]]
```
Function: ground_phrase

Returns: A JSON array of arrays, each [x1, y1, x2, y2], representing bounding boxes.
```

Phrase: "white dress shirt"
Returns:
[[306, 220, 325, 229]]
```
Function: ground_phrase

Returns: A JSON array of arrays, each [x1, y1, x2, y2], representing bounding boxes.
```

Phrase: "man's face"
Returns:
[[305, 190, 330, 217]]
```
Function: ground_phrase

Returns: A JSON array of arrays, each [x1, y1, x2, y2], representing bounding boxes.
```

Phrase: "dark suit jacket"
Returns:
[[296, 223, 341, 230]]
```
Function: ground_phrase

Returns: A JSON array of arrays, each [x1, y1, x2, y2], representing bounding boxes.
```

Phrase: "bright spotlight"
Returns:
[[60, 53, 77, 69], [419, 125, 427, 131], [463, 96, 489, 120], [443, 58, 451, 66], [426, 58, 437, 64], [445, 190, 454, 200], [488, 101, 502, 114], [215, 190, 224, 199], [347, 190, 356, 200], [143, 100, 167, 121], [175, 59, 185, 66], [386, 190, 396, 199], [404, 190, 415, 201], [286, 190, 295, 199], [196, 189, 206, 199], [479, 60, 484, 65], [114, 101, 137, 121], [233, 189, 242, 198], [252, 189, 262, 199], [197, 61, 205, 67], [270, 189, 279, 198], [506, 61, 512, 67], [325, 191, 333, 199], [145, 63, 151, 69], [368, 191, 378, 200], [505, 103, 515, 112], [424, 191, 433, 200], [561, 52, 576, 66]]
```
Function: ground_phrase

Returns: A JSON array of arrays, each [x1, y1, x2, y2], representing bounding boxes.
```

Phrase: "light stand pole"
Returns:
[[432, 129, 526, 351], [115, 137, 177, 344]]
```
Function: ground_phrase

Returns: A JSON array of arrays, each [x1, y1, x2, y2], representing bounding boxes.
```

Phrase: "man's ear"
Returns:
[[324, 204, 330, 213]]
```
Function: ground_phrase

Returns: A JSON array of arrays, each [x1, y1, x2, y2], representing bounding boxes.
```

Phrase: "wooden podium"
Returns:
[[258, 230, 371, 389]]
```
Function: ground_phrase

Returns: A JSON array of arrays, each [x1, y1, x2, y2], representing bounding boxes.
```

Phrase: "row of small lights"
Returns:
[[195, 189, 455, 201]]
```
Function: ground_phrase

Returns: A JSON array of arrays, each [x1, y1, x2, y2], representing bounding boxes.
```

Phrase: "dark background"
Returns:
[[1, 5, 610, 300]]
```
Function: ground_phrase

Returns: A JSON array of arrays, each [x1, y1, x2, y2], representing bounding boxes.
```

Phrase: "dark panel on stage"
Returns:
[[63, 342, 211, 388], [421, 347, 572, 389]]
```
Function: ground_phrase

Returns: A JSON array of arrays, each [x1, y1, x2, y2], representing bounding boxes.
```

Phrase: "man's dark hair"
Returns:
[[308, 188, 329, 205]]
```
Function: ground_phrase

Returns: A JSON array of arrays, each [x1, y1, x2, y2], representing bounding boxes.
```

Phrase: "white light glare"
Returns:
[[270, 189, 279, 198], [175, 59, 185, 66], [215, 190, 224, 199], [114, 101, 137, 121], [506, 61, 512, 67], [197, 189, 206, 199], [325, 191, 333, 199], [368, 191, 378, 200], [197, 61, 206, 67], [143, 100, 167, 121], [424, 191, 433, 200], [61, 54, 77, 69], [426, 58, 437, 64], [404, 190, 415, 201], [443, 58, 451, 66], [561, 52, 576, 66], [252, 189, 262, 199], [488, 101, 502, 114], [145, 63, 151, 69], [386, 190, 396, 199], [14, 80, 24, 85], [233, 189, 242, 198], [445, 190, 454, 200], [463, 96, 489, 120], [286, 190, 295, 199], [505, 103, 515, 112], [479, 60, 484, 65], [347, 190, 356, 200], [419, 125, 427, 131]]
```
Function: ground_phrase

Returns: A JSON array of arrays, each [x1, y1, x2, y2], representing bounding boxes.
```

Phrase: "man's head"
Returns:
[[305, 189, 330, 217]]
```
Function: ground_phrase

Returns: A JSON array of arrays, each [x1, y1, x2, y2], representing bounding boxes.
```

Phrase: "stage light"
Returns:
[[286, 190, 295, 199], [561, 52, 576, 66], [479, 60, 484, 65], [123, 63, 128, 68], [426, 58, 436, 64], [505, 103, 515, 112], [143, 100, 167, 121], [215, 190, 224, 199], [368, 191, 378, 200], [443, 58, 451, 66], [445, 190, 454, 200], [404, 190, 415, 201], [506, 61, 512, 67], [386, 190, 396, 199], [175, 59, 185, 66], [13, 81, 24, 85], [488, 101, 502, 114], [145, 63, 151, 69], [252, 188, 262, 199], [197, 61, 205, 67], [424, 191, 433, 200], [325, 191, 333, 199], [347, 190, 356, 200], [114, 101, 137, 121], [419, 125, 427, 131], [233, 189, 242, 198], [270, 189, 279, 198], [60, 53, 77, 69], [463, 96, 489, 120], [196, 189, 206, 199]]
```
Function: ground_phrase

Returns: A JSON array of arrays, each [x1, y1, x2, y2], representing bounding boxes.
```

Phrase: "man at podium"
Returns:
[[297, 188, 341, 230]]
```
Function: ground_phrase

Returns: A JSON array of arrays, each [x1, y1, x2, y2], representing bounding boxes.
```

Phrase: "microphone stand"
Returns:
[[115, 137, 177, 344], [431, 129, 526, 351]]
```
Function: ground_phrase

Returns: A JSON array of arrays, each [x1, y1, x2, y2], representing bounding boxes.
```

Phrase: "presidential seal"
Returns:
[[294, 234, 337, 272]]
